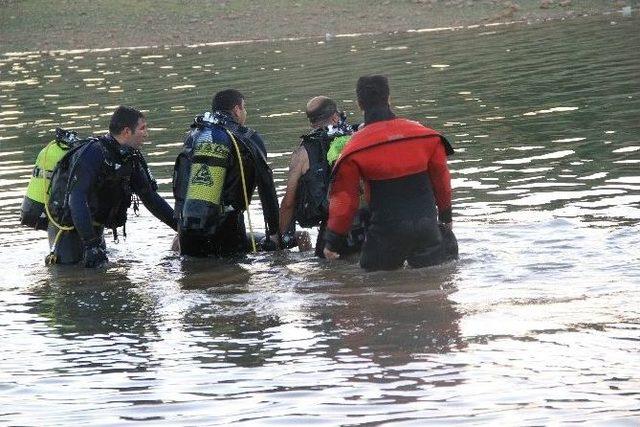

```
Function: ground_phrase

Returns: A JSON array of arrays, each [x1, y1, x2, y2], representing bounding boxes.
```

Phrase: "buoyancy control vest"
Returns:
[[46, 136, 144, 231], [20, 128, 80, 230], [295, 126, 353, 228], [173, 112, 258, 236]]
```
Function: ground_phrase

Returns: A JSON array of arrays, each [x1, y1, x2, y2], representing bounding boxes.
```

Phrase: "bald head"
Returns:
[[306, 96, 338, 127]]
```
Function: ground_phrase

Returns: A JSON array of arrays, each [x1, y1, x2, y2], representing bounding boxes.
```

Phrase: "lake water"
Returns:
[[1, 14, 639, 425]]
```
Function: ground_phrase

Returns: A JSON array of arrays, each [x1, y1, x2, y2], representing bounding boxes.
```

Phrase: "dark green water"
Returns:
[[0, 15, 639, 425]]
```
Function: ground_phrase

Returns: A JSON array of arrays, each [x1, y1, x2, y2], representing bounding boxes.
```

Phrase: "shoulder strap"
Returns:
[[300, 129, 330, 168]]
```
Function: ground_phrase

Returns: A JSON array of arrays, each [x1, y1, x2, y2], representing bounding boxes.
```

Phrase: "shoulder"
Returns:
[[292, 145, 308, 161], [290, 145, 309, 172], [247, 130, 267, 155], [77, 139, 106, 162], [134, 150, 150, 166], [399, 118, 438, 134], [190, 125, 232, 145]]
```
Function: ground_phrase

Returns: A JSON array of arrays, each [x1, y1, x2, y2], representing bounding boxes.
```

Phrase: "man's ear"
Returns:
[[357, 100, 364, 111], [231, 104, 241, 120]]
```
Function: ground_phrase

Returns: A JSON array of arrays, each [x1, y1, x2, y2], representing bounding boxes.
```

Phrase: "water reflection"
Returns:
[[307, 276, 464, 369], [29, 267, 157, 337]]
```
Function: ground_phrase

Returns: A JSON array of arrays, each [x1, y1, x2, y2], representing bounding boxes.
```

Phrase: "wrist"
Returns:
[[438, 207, 452, 224], [324, 229, 346, 253]]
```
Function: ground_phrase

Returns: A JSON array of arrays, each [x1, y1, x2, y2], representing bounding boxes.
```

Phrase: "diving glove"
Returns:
[[281, 232, 297, 249], [259, 234, 281, 252], [83, 240, 108, 268]]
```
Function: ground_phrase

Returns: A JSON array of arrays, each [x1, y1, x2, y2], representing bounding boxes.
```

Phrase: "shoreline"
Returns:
[[0, 0, 634, 54], [0, 19, 549, 56]]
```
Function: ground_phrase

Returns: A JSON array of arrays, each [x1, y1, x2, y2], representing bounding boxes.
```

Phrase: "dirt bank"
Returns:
[[0, 0, 635, 52]]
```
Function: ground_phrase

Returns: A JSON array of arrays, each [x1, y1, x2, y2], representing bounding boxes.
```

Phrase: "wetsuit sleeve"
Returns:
[[131, 159, 178, 230], [253, 136, 280, 235], [68, 144, 104, 244], [427, 139, 453, 223], [250, 132, 268, 157], [326, 156, 361, 245]]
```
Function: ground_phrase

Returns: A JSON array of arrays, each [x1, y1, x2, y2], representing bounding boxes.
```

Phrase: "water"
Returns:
[[1, 15, 640, 425]]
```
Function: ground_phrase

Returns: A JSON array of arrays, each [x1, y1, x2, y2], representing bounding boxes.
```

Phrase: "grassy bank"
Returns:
[[0, 0, 634, 52]]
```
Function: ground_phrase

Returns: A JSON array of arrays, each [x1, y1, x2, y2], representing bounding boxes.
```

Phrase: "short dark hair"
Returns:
[[109, 106, 145, 135], [356, 75, 390, 110], [306, 96, 338, 125], [212, 89, 244, 112]]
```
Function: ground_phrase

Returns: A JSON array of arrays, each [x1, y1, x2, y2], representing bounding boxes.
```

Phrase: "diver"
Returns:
[[46, 106, 177, 267], [173, 89, 280, 257], [323, 75, 458, 271], [279, 96, 367, 257]]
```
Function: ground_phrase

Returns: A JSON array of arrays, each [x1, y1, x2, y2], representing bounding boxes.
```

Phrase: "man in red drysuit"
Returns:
[[323, 75, 458, 271]]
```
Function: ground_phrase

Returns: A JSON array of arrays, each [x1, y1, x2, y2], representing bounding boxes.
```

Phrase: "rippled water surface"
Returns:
[[1, 15, 639, 425]]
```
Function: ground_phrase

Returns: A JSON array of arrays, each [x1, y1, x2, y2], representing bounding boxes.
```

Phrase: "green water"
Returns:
[[0, 15, 639, 425]]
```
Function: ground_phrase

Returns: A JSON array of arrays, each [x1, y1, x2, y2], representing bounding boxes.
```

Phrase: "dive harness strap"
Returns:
[[225, 129, 257, 253]]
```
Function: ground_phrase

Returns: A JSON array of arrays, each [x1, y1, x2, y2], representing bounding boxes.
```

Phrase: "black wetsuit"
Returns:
[[175, 112, 279, 257], [47, 135, 176, 264]]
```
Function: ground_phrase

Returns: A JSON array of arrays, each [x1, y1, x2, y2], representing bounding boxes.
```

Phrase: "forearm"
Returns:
[[67, 146, 102, 244], [69, 190, 98, 243], [326, 159, 361, 236], [139, 191, 177, 230], [279, 203, 295, 235], [428, 145, 453, 223], [256, 163, 280, 235]]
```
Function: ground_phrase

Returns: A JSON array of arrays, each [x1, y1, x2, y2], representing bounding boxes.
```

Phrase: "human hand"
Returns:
[[260, 234, 281, 251], [294, 231, 312, 251], [269, 233, 280, 247], [323, 246, 340, 260]]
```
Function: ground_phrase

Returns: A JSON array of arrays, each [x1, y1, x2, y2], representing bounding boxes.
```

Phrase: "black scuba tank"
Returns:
[[295, 131, 332, 228]]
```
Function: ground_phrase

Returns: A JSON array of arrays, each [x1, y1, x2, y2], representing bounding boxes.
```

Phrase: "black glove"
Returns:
[[281, 232, 297, 249], [83, 240, 108, 268], [323, 229, 347, 254], [259, 234, 281, 252]]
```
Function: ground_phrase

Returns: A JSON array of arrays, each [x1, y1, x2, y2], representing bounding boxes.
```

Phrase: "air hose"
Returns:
[[42, 146, 74, 265], [226, 130, 257, 253]]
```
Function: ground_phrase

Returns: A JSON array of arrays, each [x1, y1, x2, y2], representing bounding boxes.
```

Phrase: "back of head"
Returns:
[[306, 96, 338, 127], [356, 75, 390, 111], [212, 89, 244, 113], [109, 106, 145, 135]]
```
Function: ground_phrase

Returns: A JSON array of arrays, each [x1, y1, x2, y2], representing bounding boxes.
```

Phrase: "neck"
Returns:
[[107, 133, 124, 146], [216, 110, 238, 123], [363, 105, 395, 124], [109, 133, 125, 146], [311, 122, 330, 130]]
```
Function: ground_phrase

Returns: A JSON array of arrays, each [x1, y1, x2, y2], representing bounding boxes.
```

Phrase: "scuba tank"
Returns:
[[20, 128, 80, 230], [296, 112, 355, 228], [177, 113, 231, 235]]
